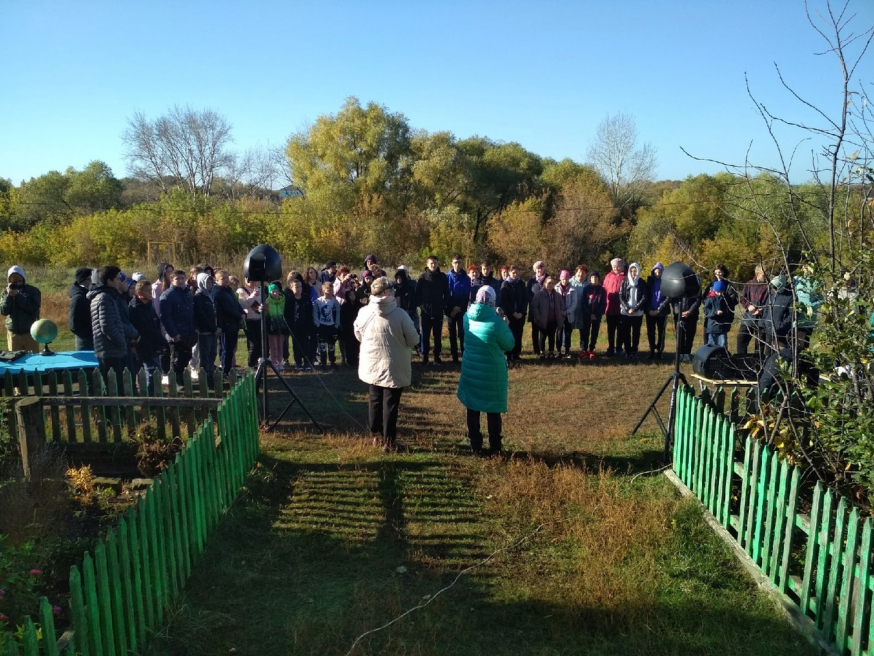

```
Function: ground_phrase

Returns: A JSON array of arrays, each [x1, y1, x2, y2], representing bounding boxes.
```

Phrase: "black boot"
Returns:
[[469, 433, 484, 455], [488, 435, 503, 457]]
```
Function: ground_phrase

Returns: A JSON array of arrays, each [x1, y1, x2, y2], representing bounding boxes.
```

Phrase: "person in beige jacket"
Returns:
[[354, 276, 420, 451]]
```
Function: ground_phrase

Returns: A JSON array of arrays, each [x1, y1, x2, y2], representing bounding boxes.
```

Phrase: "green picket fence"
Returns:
[[673, 384, 874, 655], [0, 373, 259, 656]]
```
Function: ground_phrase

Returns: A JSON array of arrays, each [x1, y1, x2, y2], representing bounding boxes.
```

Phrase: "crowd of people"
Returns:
[[0, 254, 823, 453]]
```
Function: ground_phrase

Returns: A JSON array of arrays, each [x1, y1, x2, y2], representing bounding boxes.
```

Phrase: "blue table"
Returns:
[[0, 350, 98, 375]]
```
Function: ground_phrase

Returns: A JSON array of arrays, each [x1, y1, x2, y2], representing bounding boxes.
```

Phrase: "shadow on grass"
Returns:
[[144, 452, 814, 656]]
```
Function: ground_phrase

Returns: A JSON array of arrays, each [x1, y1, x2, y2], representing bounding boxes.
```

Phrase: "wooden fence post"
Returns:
[[16, 397, 45, 481]]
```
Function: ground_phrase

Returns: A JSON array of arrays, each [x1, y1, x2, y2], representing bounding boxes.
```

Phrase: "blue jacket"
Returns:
[[447, 269, 471, 313], [159, 285, 195, 339]]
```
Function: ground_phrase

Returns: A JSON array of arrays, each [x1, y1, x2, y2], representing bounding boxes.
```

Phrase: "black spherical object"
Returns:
[[243, 244, 283, 283], [661, 262, 700, 299]]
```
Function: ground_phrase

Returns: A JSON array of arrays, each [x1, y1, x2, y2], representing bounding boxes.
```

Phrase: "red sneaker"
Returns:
[[578, 349, 588, 358], [588, 351, 596, 359]]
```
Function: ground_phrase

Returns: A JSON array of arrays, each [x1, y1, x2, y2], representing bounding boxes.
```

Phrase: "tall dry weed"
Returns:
[[480, 458, 678, 628]]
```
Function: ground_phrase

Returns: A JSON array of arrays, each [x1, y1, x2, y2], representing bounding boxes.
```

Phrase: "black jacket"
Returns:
[[193, 290, 217, 334], [762, 289, 794, 344], [283, 291, 316, 334], [214, 286, 244, 333], [415, 268, 450, 319], [702, 280, 739, 311], [672, 296, 700, 320], [160, 285, 195, 338], [619, 278, 649, 314], [394, 270, 417, 315], [68, 283, 93, 340], [89, 286, 137, 359], [129, 297, 164, 361], [704, 294, 733, 334], [500, 278, 528, 318]]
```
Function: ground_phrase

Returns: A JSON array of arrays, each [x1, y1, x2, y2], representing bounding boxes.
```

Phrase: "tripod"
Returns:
[[631, 311, 687, 463], [253, 280, 322, 433]]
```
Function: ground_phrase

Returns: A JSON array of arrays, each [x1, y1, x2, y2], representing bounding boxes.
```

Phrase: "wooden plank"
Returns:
[[136, 369, 149, 426], [821, 494, 844, 634], [673, 387, 685, 479], [79, 369, 92, 443], [40, 597, 59, 656], [48, 371, 61, 442], [801, 482, 824, 616], [852, 518, 872, 656], [154, 378, 166, 444], [167, 373, 182, 440], [63, 370, 76, 443], [82, 553, 103, 656], [116, 519, 137, 652], [105, 530, 126, 656], [137, 497, 155, 632], [69, 566, 91, 656], [722, 424, 735, 528], [752, 446, 771, 565], [16, 397, 46, 481], [4, 369, 16, 439], [768, 460, 790, 581], [18, 368, 29, 397], [22, 617, 39, 656], [762, 453, 780, 573], [739, 436, 753, 548], [41, 396, 223, 408], [122, 371, 136, 439], [94, 543, 117, 656], [93, 369, 108, 444], [836, 507, 860, 652], [778, 467, 800, 594], [106, 371, 123, 443], [183, 370, 197, 438]]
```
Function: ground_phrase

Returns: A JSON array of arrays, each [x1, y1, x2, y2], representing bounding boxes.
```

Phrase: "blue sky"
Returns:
[[2, 0, 871, 185]]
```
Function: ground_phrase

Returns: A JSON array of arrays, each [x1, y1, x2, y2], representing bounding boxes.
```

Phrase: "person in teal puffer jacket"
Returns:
[[457, 286, 515, 455]]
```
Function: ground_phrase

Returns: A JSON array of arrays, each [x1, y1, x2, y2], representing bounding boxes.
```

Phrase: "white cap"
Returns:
[[132, 272, 147, 282]]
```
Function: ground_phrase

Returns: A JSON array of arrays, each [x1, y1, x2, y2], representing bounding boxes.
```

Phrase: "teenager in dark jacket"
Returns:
[[318, 261, 337, 286], [578, 271, 607, 358], [526, 261, 547, 355], [394, 267, 418, 328], [468, 265, 483, 305], [129, 280, 165, 394], [415, 255, 450, 365], [701, 263, 738, 311], [480, 262, 502, 299], [704, 280, 734, 348], [89, 266, 138, 384], [214, 270, 246, 380], [737, 265, 769, 356], [68, 267, 94, 350], [284, 278, 318, 370], [499, 265, 527, 361], [160, 270, 196, 380], [618, 262, 648, 358], [672, 291, 701, 362], [446, 254, 471, 363], [645, 262, 671, 359], [338, 276, 365, 368], [193, 273, 219, 387]]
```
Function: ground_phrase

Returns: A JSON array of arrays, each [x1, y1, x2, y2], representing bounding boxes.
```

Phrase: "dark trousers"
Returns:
[[581, 318, 601, 351], [198, 333, 217, 387], [170, 336, 195, 380], [646, 313, 667, 353], [317, 325, 337, 364], [736, 319, 761, 356], [290, 329, 308, 367], [538, 321, 557, 354], [797, 328, 812, 352], [508, 316, 525, 358], [344, 335, 360, 368], [368, 384, 404, 446], [75, 335, 94, 351], [160, 349, 171, 375], [244, 320, 262, 368], [421, 314, 443, 358], [466, 408, 502, 452], [220, 329, 239, 379], [619, 315, 643, 353], [447, 311, 464, 357], [675, 316, 697, 354], [606, 314, 621, 350], [531, 322, 542, 354], [557, 318, 574, 353], [98, 356, 128, 389]]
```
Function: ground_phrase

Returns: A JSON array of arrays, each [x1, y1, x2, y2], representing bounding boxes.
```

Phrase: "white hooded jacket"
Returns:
[[354, 294, 419, 388]]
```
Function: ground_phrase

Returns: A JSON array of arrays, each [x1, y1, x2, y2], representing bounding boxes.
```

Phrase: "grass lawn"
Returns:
[[138, 326, 815, 656]]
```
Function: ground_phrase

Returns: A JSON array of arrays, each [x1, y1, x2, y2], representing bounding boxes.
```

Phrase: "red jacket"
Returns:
[[603, 271, 625, 315]]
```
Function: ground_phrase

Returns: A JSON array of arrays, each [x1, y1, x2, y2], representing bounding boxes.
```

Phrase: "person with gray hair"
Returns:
[[354, 276, 420, 452]]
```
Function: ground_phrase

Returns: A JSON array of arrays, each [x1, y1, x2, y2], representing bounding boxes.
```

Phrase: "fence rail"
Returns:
[[0, 373, 259, 656], [673, 384, 873, 655]]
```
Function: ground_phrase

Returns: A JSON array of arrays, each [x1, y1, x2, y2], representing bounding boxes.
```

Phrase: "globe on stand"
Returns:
[[30, 319, 59, 356]]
